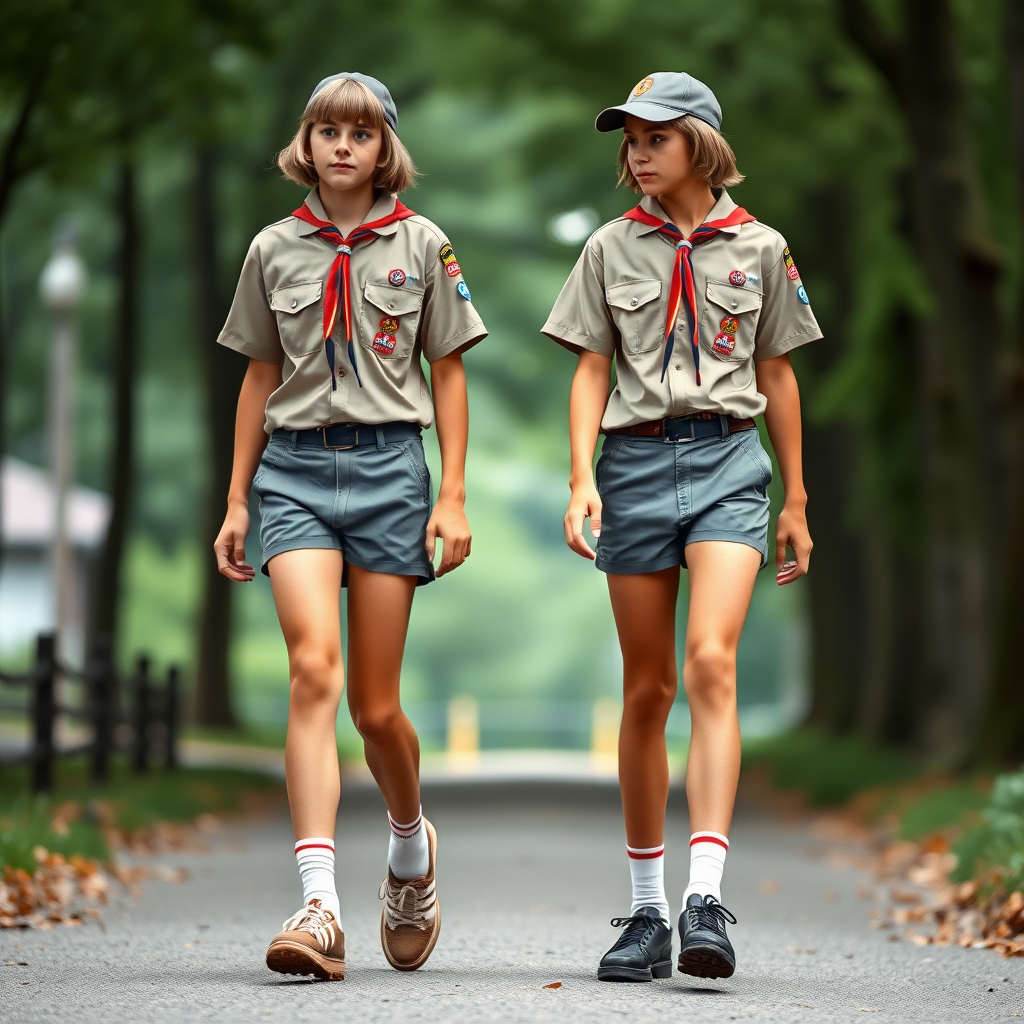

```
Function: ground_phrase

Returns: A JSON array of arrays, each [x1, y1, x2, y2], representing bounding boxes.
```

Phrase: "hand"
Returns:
[[564, 481, 602, 560], [775, 501, 812, 585], [214, 502, 256, 582], [426, 496, 471, 577]]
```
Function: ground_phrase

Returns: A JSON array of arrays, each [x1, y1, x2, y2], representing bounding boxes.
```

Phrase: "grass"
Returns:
[[0, 758, 283, 873]]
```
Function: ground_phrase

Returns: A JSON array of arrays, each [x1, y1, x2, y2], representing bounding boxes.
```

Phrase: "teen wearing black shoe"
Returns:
[[543, 72, 820, 982]]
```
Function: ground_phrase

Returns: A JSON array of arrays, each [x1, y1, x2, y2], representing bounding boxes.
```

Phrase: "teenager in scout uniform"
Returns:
[[543, 72, 821, 982], [213, 73, 486, 980]]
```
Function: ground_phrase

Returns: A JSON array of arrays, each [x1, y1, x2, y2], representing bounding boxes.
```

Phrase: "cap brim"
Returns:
[[595, 101, 721, 132]]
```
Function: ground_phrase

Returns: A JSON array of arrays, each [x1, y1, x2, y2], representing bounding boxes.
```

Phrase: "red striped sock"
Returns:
[[294, 837, 340, 922], [683, 831, 729, 905], [627, 843, 669, 920], [388, 806, 428, 879]]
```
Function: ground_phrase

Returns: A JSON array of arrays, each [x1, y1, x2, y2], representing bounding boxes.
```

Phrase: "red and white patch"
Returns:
[[445, 261, 461, 278], [787, 263, 800, 280], [712, 332, 736, 357], [729, 269, 746, 286], [388, 268, 406, 286], [372, 332, 396, 356]]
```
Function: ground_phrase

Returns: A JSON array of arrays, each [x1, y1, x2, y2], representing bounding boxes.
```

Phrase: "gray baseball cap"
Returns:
[[305, 72, 398, 132], [596, 72, 722, 132]]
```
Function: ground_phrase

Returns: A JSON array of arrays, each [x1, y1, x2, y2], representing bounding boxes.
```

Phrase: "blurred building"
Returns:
[[0, 457, 110, 663]]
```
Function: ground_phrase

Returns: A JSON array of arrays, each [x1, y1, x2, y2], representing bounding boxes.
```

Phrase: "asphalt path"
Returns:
[[3, 781, 1022, 1023]]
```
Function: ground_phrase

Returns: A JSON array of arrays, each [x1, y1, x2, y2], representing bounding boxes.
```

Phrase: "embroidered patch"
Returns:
[[439, 243, 461, 279], [720, 317, 739, 335], [783, 247, 799, 280], [457, 281, 472, 301], [372, 332, 396, 355], [446, 261, 461, 278], [634, 77, 654, 96], [388, 268, 406, 287], [787, 264, 800, 281], [379, 317, 399, 334], [797, 285, 810, 304], [712, 333, 736, 357], [729, 269, 746, 287]]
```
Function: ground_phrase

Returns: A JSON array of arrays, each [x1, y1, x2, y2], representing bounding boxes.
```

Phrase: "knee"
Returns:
[[289, 648, 342, 711], [684, 642, 736, 711], [351, 704, 403, 746], [623, 663, 678, 723]]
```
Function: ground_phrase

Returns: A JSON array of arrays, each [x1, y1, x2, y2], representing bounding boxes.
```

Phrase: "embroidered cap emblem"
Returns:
[[388, 268, 406, 287], [720, 317, 739, 335], [372, 332, 396, 355], [379, 317, 399, 334], [712, 333, 736, 357], [634, 77, 654, 96], [729, 270, 746, 287]]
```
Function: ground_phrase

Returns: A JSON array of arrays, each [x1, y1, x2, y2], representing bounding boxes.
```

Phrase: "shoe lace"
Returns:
[[281, 900, 337, 949], [607, 914, 655, 952], [686, 895, 737, 934], [379, 874, 436, 931]]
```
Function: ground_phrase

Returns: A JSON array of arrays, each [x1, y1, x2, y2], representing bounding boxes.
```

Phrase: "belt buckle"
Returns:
[[665, 418, 696, 444], [322, 426, 357, 450]]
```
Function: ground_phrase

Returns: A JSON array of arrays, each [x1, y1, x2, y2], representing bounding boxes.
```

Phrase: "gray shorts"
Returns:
[[252, 433, 434, 585], [594, 428, 772, 574]]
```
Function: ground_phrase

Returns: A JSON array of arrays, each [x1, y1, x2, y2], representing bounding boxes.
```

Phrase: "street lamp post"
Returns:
[[40, 223, 86, 661]]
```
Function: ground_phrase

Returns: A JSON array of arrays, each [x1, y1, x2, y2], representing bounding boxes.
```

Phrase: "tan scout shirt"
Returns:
[[542, 190, 822, 429], [218, 190, 487, 432]]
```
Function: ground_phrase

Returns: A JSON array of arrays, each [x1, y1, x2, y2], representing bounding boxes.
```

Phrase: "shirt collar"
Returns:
[[634, 188, 742, 238], [296, 189, 402, 237]]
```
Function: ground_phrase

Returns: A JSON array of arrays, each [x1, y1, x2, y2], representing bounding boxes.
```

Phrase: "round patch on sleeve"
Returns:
[[797, 285, 810, 304], [457, 281, 471, 301], [388, 268, 406, 287]]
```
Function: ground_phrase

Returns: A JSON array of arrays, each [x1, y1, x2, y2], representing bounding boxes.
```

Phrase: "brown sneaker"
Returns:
[[266, 899, 345, 980], [379, 817, 441, 971]]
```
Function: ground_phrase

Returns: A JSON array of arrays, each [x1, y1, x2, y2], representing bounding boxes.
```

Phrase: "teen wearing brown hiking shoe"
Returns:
[[214, 72, 485, 979]]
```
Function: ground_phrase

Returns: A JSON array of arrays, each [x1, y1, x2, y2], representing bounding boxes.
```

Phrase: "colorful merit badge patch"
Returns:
[[388, 268, 406, 287], [712, 333, 736, 357], [633, 77, 654, 96], [372, 332, 396, 356], [729, 270, 746, 286], [379, 317, 399, 335], [783, 246, 799, 281], [720, 317, 739, 335], [797, 285, 810, 304], [439, 243, 461, 279], [457, 281, 471, 301]]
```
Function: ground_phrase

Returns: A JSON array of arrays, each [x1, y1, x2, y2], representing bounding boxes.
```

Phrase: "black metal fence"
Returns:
[[0, 632, 179, 793]]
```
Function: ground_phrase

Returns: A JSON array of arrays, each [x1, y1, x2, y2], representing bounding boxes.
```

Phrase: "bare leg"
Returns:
[[269, 548, 345, 840], [682, 540, 761, 835], [607, 566, 681, 849], [345, 564, 421, 824]]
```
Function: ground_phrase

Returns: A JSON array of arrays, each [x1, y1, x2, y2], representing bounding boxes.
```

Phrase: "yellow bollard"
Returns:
[[446, 695, 479, 770], [590, 697, 621, 771]]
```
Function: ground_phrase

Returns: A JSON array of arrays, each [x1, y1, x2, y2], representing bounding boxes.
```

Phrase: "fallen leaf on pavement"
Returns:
[[543, 981, 562, 989]]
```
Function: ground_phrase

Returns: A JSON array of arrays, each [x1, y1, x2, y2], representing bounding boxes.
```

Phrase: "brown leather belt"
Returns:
[[605, 412, 756, 440]]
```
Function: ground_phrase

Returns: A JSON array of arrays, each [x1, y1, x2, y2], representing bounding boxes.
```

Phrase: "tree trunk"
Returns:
[[973, 0, 1024, 764], [840, 0, 1003, 764], [89, 158, 140, 654], [191, 145, 244, 728]]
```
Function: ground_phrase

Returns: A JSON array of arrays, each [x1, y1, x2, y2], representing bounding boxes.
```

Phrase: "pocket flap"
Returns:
[[605, 279, 662, 311], [705, 281, 762, 315], [364, 282, 425, 317], [270, 280, 322, 314]]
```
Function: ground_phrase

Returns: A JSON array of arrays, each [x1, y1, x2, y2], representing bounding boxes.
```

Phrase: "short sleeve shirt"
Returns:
[[541, 190, 822, 429], [218, 190, 487, 432]]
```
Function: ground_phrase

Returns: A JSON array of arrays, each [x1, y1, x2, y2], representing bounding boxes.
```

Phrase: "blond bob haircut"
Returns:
[[277, 78, 417, 194], [617, 114, 744, 192]]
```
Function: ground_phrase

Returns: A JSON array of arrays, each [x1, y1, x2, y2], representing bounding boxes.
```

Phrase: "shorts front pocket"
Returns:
[[701, 280, 761, 362], [605, 279, 663, 354], [269, 280, 323, 358]]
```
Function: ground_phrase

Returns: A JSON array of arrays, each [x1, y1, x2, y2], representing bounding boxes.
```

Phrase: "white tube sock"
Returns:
[[683, 830, 729, 904], [388, 806, 429, 879], [294, 837, 340, 923], [627, 844, 669, 920]]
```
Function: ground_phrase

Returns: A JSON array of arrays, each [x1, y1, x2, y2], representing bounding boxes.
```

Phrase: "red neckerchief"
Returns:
[[292, 200, 416, 388], [622, 204, 756, 385]]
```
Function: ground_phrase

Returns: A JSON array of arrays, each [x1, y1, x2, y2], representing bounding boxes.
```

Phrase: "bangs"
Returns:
[[304, 78, 387, 130]]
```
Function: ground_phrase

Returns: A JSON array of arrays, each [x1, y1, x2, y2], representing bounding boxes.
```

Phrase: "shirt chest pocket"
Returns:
[[269, 280, 323, 358], [605, 279, 663, 355], [361, 282, 425, 360], [701, 281, 762, 362]]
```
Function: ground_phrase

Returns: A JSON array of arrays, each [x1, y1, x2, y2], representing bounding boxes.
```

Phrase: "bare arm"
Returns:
[[214, 357, 281, 582], [427, 350, 471, 577], [755, 352, 812, 584], [564, 349, 612, 560]]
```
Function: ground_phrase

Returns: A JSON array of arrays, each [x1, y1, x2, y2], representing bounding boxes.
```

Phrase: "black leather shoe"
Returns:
[[597, 906, 673, 982], [677, 894, 737, 979]]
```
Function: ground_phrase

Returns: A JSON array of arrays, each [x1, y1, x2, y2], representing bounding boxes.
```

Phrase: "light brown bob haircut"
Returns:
[[277, 78, 418, 194], [617, 114, 744, 192]]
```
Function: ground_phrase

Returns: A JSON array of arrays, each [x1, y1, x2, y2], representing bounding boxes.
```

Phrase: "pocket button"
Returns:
[[290, 299, 298, 309], [630, 297, 639, 306]]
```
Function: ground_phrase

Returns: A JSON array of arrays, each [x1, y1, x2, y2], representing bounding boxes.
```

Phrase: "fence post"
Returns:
[[133, 655, 150, 774], [32, 633, 56, 794], [89, 633, 114, 784], [165, 665, 179, 770]]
